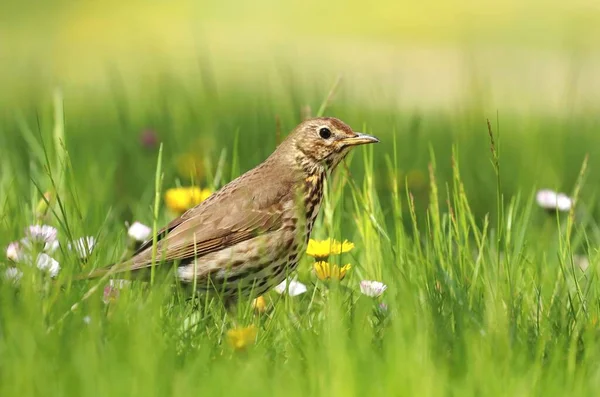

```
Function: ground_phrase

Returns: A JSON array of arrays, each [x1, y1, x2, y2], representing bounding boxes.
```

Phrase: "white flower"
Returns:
[[6, 241, 23, 262], [109, 279, 131, 288], [4, 267, 23, 282], [128, 222, 152, 242], [574, 255, 590, 272], [359, 280, 387, 297], [6, 238, 58, 264], [83, 316, 92, 325], [44, 240, 60, 254], [536, 189, 572, 212], [36, 253, 60, 277], [69, 237, 96, 259], [25, 225, 58, 244], [274, 277, 307, 296]]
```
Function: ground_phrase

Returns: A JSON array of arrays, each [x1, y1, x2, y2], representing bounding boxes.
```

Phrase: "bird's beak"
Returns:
[[341, 132, 380, 146]]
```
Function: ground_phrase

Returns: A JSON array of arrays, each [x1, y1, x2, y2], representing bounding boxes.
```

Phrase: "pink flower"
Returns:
[[103, 285, 120, 304], [103, 279, 130, 304], [139, 129, 159, 149], [6, 241, 23, 262]]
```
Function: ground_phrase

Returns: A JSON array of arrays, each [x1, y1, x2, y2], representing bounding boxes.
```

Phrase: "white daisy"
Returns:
[[127, 222, 152, 242], [4, 267, 23, 282], [574, 255, 590, 272], [109, 279, 131, 288], [25, 225, 58, 244], [35, 253, 60, 277], [359, 280, 388, 297], [69, 237, 96, 259], [274, 277, 307, 296], [6, 241, 23, 262], [536, 189, 572, 212], [44, 240, 60, 254]]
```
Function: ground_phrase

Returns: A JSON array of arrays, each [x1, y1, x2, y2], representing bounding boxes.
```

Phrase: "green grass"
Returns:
[[2, 78, 600, 396]]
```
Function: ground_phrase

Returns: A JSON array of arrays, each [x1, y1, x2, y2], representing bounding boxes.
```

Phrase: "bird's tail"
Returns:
[[71, 266, 113, 281]]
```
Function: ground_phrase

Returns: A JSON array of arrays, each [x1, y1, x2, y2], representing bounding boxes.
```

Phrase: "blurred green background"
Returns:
[[3, 0, 600, 108], [1, 0, 600, 224]]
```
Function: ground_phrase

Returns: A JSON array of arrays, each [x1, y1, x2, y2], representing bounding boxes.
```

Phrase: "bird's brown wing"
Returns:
[[84, 165, 296, 278], [127, 205, 285, 270]]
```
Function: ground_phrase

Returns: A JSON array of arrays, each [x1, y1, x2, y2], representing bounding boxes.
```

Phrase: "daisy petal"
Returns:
[[69, 237, 96, 259], [4, 267, 23, 283], [359, 280, 387, 297], [555, 193, 573, 212], [274, 277, 307, 296], [6, 241, 23, 262], [109, 279, 131, 288], [44, 240, 60, 254], [536, 189, 572, 212], [36, 253, 60, 277], [25, 225, 58, 244], [128, 222, 152, 242]]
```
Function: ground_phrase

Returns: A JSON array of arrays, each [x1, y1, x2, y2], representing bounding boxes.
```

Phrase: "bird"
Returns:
[[81, 117, 379, 299]]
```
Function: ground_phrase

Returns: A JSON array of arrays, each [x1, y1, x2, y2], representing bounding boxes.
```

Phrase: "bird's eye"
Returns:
[[319, 127, 332, 139]]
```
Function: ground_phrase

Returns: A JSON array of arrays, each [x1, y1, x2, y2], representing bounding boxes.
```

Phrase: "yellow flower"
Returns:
[[226, 325, 257, 351], [314, 261, 352, 281], [252, 296, 268, 313], [175, 153, 205, 180], [165, 187, 212, 214], [306, 238, 355, 260], [35, 191, 53, 217], [401, 169, 427, 191]]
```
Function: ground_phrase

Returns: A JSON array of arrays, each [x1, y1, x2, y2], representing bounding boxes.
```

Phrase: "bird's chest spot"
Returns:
[[303, 172, 324, 239]]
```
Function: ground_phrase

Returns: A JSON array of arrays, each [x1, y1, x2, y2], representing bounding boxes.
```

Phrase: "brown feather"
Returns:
[[85, 149, 298, 278]]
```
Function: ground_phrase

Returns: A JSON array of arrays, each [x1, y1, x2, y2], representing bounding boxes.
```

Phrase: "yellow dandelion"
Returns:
[[405, 169, 427, 191], [306, 238, 355, 260], [164, 187, 212, 214], [226, 325, 258, 351], [35, 191, 54, 219], [175, 153, 205, 180], [314, 261, 352, 281], [252, 296, 268, 313]]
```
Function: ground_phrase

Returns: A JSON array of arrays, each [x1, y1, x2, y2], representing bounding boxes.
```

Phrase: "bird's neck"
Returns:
[[274, 143, 327, 213], [292, 146, 326, 175], [290, 152, 326, 244]]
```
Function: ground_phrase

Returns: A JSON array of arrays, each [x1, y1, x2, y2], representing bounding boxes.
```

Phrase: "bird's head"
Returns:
[[282, 117, 379, 171]]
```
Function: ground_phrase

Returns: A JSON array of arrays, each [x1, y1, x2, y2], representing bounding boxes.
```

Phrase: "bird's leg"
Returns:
[[223, 295, 238, 313]]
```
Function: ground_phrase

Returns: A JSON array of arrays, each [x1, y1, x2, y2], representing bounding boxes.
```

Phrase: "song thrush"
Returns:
[[83, 117, 378, 298]]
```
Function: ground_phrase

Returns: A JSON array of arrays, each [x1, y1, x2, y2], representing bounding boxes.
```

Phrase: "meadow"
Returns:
[[3, 2, 600, 396], [1, 79, 600, 396]]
